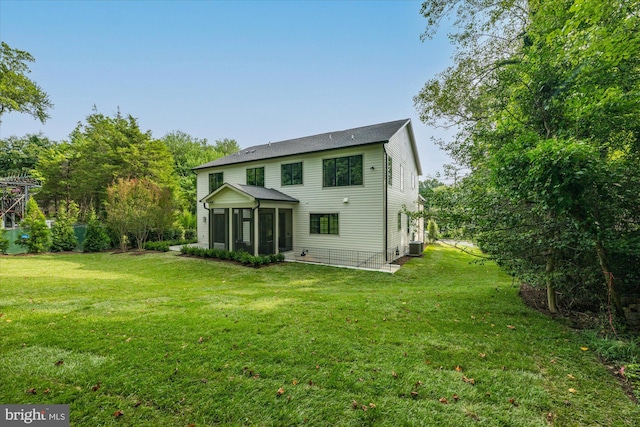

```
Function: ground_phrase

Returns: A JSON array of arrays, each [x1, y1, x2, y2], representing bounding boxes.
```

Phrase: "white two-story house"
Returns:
[[194, 119, 423, 269]]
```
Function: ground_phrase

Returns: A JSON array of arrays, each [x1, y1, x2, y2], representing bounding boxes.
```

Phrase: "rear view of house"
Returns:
[[194, 119, 423, 269]]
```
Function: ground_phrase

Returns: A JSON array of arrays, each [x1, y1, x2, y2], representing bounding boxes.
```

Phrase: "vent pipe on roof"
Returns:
[[329, 134, 332, 140], [351, 134, 354, 140], [268, 141, 271, 147]]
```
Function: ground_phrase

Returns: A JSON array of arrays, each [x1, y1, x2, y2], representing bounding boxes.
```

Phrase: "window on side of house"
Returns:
[[281, 162, 303, 186], [246, 167, 265, 187], [310, 213, 339, 235], [322, 155, 363, 187], [209, 172, 224, 193], [406, 213, 410, 234], [400, 165, 405, 192], [387, 156, 393, 186], [397, 212, 402, 231], [411, 172, 415, 189]]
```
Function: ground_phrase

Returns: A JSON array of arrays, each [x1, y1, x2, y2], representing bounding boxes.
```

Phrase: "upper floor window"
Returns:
[[322, 155, 363, 187], [281, 162, 303, 186], [387, 156, 393, 186], [400, 165, 405, 192], [246, 167, 265, 187], [310, 213, 339, 235], [209, 172, 224, 193]]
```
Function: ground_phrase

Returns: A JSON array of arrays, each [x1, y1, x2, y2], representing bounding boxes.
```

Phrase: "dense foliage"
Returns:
[[82, 208, 111, 252], [181, 245, 285, 267], [15, 198, 51, 253], [50, 203, 79, 252], [416, 0, 640, 317], [0, 42, 52, 123]]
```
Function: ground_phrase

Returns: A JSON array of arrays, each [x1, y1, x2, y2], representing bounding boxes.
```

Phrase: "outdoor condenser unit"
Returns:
[[408, 241, 424, 256]]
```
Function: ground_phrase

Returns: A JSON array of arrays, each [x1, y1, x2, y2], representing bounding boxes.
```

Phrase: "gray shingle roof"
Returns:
[[226, 184, 299, 203], [193, 119, 411, 170]]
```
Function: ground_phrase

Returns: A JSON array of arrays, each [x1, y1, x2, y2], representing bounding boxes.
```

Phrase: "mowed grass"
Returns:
[[0, 245, 637, 426]]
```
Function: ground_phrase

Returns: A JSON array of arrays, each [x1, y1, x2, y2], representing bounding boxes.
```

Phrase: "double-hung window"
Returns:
[[246, 167, 265, 187]]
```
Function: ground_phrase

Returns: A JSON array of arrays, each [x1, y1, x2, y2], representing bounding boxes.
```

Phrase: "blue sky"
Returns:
[[0, 0, 456, 178]]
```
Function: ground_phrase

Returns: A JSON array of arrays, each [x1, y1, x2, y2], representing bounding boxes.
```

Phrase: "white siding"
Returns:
[[197, 144, 386, 253], [385, 125, 422, 255]]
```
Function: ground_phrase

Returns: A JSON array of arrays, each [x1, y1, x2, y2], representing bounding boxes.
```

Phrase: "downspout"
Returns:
[[202, 202, 211, 249], [383, 146, 388, 261]]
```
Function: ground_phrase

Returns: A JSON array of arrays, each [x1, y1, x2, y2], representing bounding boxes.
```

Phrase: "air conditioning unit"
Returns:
[[408, 241, 424, 256]]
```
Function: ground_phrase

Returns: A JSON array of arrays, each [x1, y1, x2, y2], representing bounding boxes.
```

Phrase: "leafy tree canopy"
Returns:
[[415, 0, 640, 317], [0, 42, 53, 123]]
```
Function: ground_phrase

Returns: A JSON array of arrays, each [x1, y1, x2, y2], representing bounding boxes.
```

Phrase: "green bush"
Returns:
[[16, 198, 51, 253], [184, 229, 196, 240], [0, 229, 8, 254], [144, 241, 171, 252], [179, 246, 285, 267], [51, 204, 79, 252], [83, 208, 111, 252]]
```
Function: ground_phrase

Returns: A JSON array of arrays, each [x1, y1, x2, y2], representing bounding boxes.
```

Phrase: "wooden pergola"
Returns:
[[0, 174, 41, 228]]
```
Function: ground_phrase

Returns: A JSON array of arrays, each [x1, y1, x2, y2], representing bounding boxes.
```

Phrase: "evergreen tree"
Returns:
[[16, 198, 51, 253], [82, 208, 110, 252], [50, 202, 78, 252]]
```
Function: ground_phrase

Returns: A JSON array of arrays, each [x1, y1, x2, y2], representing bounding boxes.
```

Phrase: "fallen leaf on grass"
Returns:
[[308, 380, 314, 386], [43, 389, 50, 394], [462, 376, 475, 385], [27, 388, 36, 394], [455, 365, 463, 372], [92, 382, 101, 392], [452, 394, 459, 402], [568, 388, 577, 394], [113, 410, 124, 418], [392, 370, 398, 378], [276, 387, 285, 396], [292, 379, 298, 385], [547, 412, 554, 422], [580, 347, 589, 351], [508, 398, 519, 407], [55, 360, 64, 366], [369, 403, 376, 409], [133, 401, 142, 408], [479, 353, 486, 358], [410, 391, 419, 398], [567, 374, 576, 380], [198, 337, 204, 344], [352, 400, 359, 409], [507, 325, 516, 330], [439, 397, 448, 404]]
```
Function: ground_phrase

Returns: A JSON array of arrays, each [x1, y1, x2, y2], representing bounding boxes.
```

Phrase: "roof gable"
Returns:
[[200, 183, 299, 205], [194, 119, 412, 170]]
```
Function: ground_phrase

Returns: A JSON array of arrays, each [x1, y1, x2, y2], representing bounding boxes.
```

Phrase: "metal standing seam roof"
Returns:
[[193, 119, 412, 170], [200, 183, 299, 204]]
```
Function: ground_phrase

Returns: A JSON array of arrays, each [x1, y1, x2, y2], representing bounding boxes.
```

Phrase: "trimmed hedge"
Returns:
[[180, 245, 285, 267], [144, 238, 198, 252]]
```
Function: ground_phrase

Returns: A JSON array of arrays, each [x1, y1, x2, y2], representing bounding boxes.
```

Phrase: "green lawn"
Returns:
[[0, 245, 637, 426]]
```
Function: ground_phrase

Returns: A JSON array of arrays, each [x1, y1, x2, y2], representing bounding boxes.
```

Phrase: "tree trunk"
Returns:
[[595, 240, 624, 319], [545, 255, 558, 313]]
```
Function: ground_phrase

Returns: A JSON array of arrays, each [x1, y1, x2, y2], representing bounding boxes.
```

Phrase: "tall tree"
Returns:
[[36, 111, 178, 215], [0, 42, 53, 123], [159, 131, 235, 213], [0, 133, 55, 176], [415, 0, 640, 316]]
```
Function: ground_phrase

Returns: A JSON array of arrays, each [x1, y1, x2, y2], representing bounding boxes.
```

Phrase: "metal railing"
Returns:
[[283, 245, 409, 272]]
